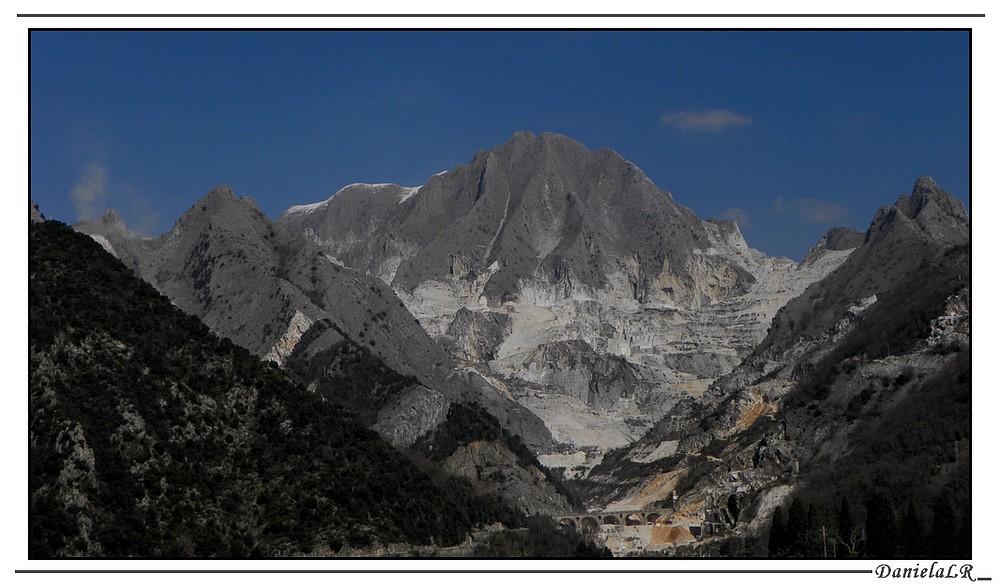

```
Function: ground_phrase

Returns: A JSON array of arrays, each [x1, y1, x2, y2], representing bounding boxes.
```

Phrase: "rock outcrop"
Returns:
[[584, 177, 970, 555], [30, 198, 45, 223], [278, 132, 858, 462], [76, 185, 555, 455]]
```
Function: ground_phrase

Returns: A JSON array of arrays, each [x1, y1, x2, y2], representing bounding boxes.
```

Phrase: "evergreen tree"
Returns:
[[930, 493, 957, 558], [865, 492, 898, 558], [900, 498, 925, 557], [768, 505, 788, 556], [786, 497, 809, 556], [806, 503, 825, 557]]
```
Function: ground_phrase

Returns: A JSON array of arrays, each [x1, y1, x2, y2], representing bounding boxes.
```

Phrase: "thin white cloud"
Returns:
[[718, 207, 751, 228], [793, 197, 850, 225], [119, 182, 160, 237], [70, 162, 109, 221], [660, 109, 753, 132]]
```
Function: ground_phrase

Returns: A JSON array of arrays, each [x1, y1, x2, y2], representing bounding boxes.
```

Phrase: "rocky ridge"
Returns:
[[583, 177, 970, 555], [30, 220, 528, 556], [67, 130, 970, 558], [277, 132, 861, 470], [74, 185, 569, 515]]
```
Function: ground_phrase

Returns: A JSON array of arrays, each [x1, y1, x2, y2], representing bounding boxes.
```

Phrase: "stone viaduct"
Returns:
[[553, 511, 667, 533]]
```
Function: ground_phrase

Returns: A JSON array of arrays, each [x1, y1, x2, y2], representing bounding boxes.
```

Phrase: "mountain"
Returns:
[[584, 177, 970, 557], [277, 182, 421, 284], [277, 132, 859, 472], [74, 185, 575, 518], [29, 219, 528, 556], [76, 186, 550, 439], [76, 186, 441, 373], [67, 130, 971, 557], [278, 131, 764, 310]]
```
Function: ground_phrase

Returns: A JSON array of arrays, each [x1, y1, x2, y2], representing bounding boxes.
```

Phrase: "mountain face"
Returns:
[[75, 185, 551, 445], [67, 129, 971, 558], [276, 132, 858, 471], [278, 132, 763, 308], [584, 177, 970, 556], [74, 184, 575, 520], [76, 186, 439, 372], [29, 220, 527, 556]]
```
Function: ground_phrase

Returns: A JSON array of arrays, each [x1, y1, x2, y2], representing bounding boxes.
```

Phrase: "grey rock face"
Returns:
[[276, 183, 420, 283], [279, 132, 762, 308], [76, 184, 555, 454], [445, 308, 511, 362], [514, 339, 649, 411], [586, 179, 970, 554], [78, 185, 443, 377], [30, 199, 45, 223], [372, 386, 451, 449], [281, 132, 856, 459], [389, 132, 755, 307], [801, 227, 865, 266], [763, 176, 970, 364], [442, 440, 573, 516]]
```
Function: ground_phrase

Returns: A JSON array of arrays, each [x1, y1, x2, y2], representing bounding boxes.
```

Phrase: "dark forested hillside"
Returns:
[[29, 220, 522, 557]]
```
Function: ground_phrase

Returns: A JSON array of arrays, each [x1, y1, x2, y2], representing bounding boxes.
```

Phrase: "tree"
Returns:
[[768, 506, 788, 556], [899, 499, 925, 557], [837, 496, 862, 557], [786, 497, 809, 556], [930, 493, 957, 558], [806, 503, 828, 557], [865, 492, 898, 558]]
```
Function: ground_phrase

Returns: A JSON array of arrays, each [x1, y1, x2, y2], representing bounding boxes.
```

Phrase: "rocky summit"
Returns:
[[63, 133, 971, 558], [277, 132, 861, 473]]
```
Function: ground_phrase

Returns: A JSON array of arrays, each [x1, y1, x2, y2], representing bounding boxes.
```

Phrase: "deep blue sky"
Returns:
[[30, 30, 970, 260]]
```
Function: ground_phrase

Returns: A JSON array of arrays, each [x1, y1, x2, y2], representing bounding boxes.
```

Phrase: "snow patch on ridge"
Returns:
[[283, 199, 330, 216], [87, 234, 118, 258], [398, 186, 420, 203], [282, 183, 422, 216]]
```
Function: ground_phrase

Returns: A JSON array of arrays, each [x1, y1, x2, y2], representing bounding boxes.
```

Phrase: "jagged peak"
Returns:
[[30, 199, 45, 223], [502, 129, 579, 144], [914, 175, 942, 192], [704, 217, 753, 256], [189, 184, 265, 213], [101, 208, 124, 224], [492, 130, 590, 155], [706, 217, 740, 231], [75, 207, 130, 235], [895, 176, 967, 220], [167, 185, 270, 239], [865, 177, 968, 246], [818, 227, 865, 251], [705, 217, 745, 242], [801, 226, 865, 265], [200, 184, 237, 204]]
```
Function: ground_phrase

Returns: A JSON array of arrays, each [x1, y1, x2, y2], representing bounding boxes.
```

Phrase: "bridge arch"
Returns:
[[580, 517, 600, 533], [624, 513, 643, 526], [558, 518, 577, 529]]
